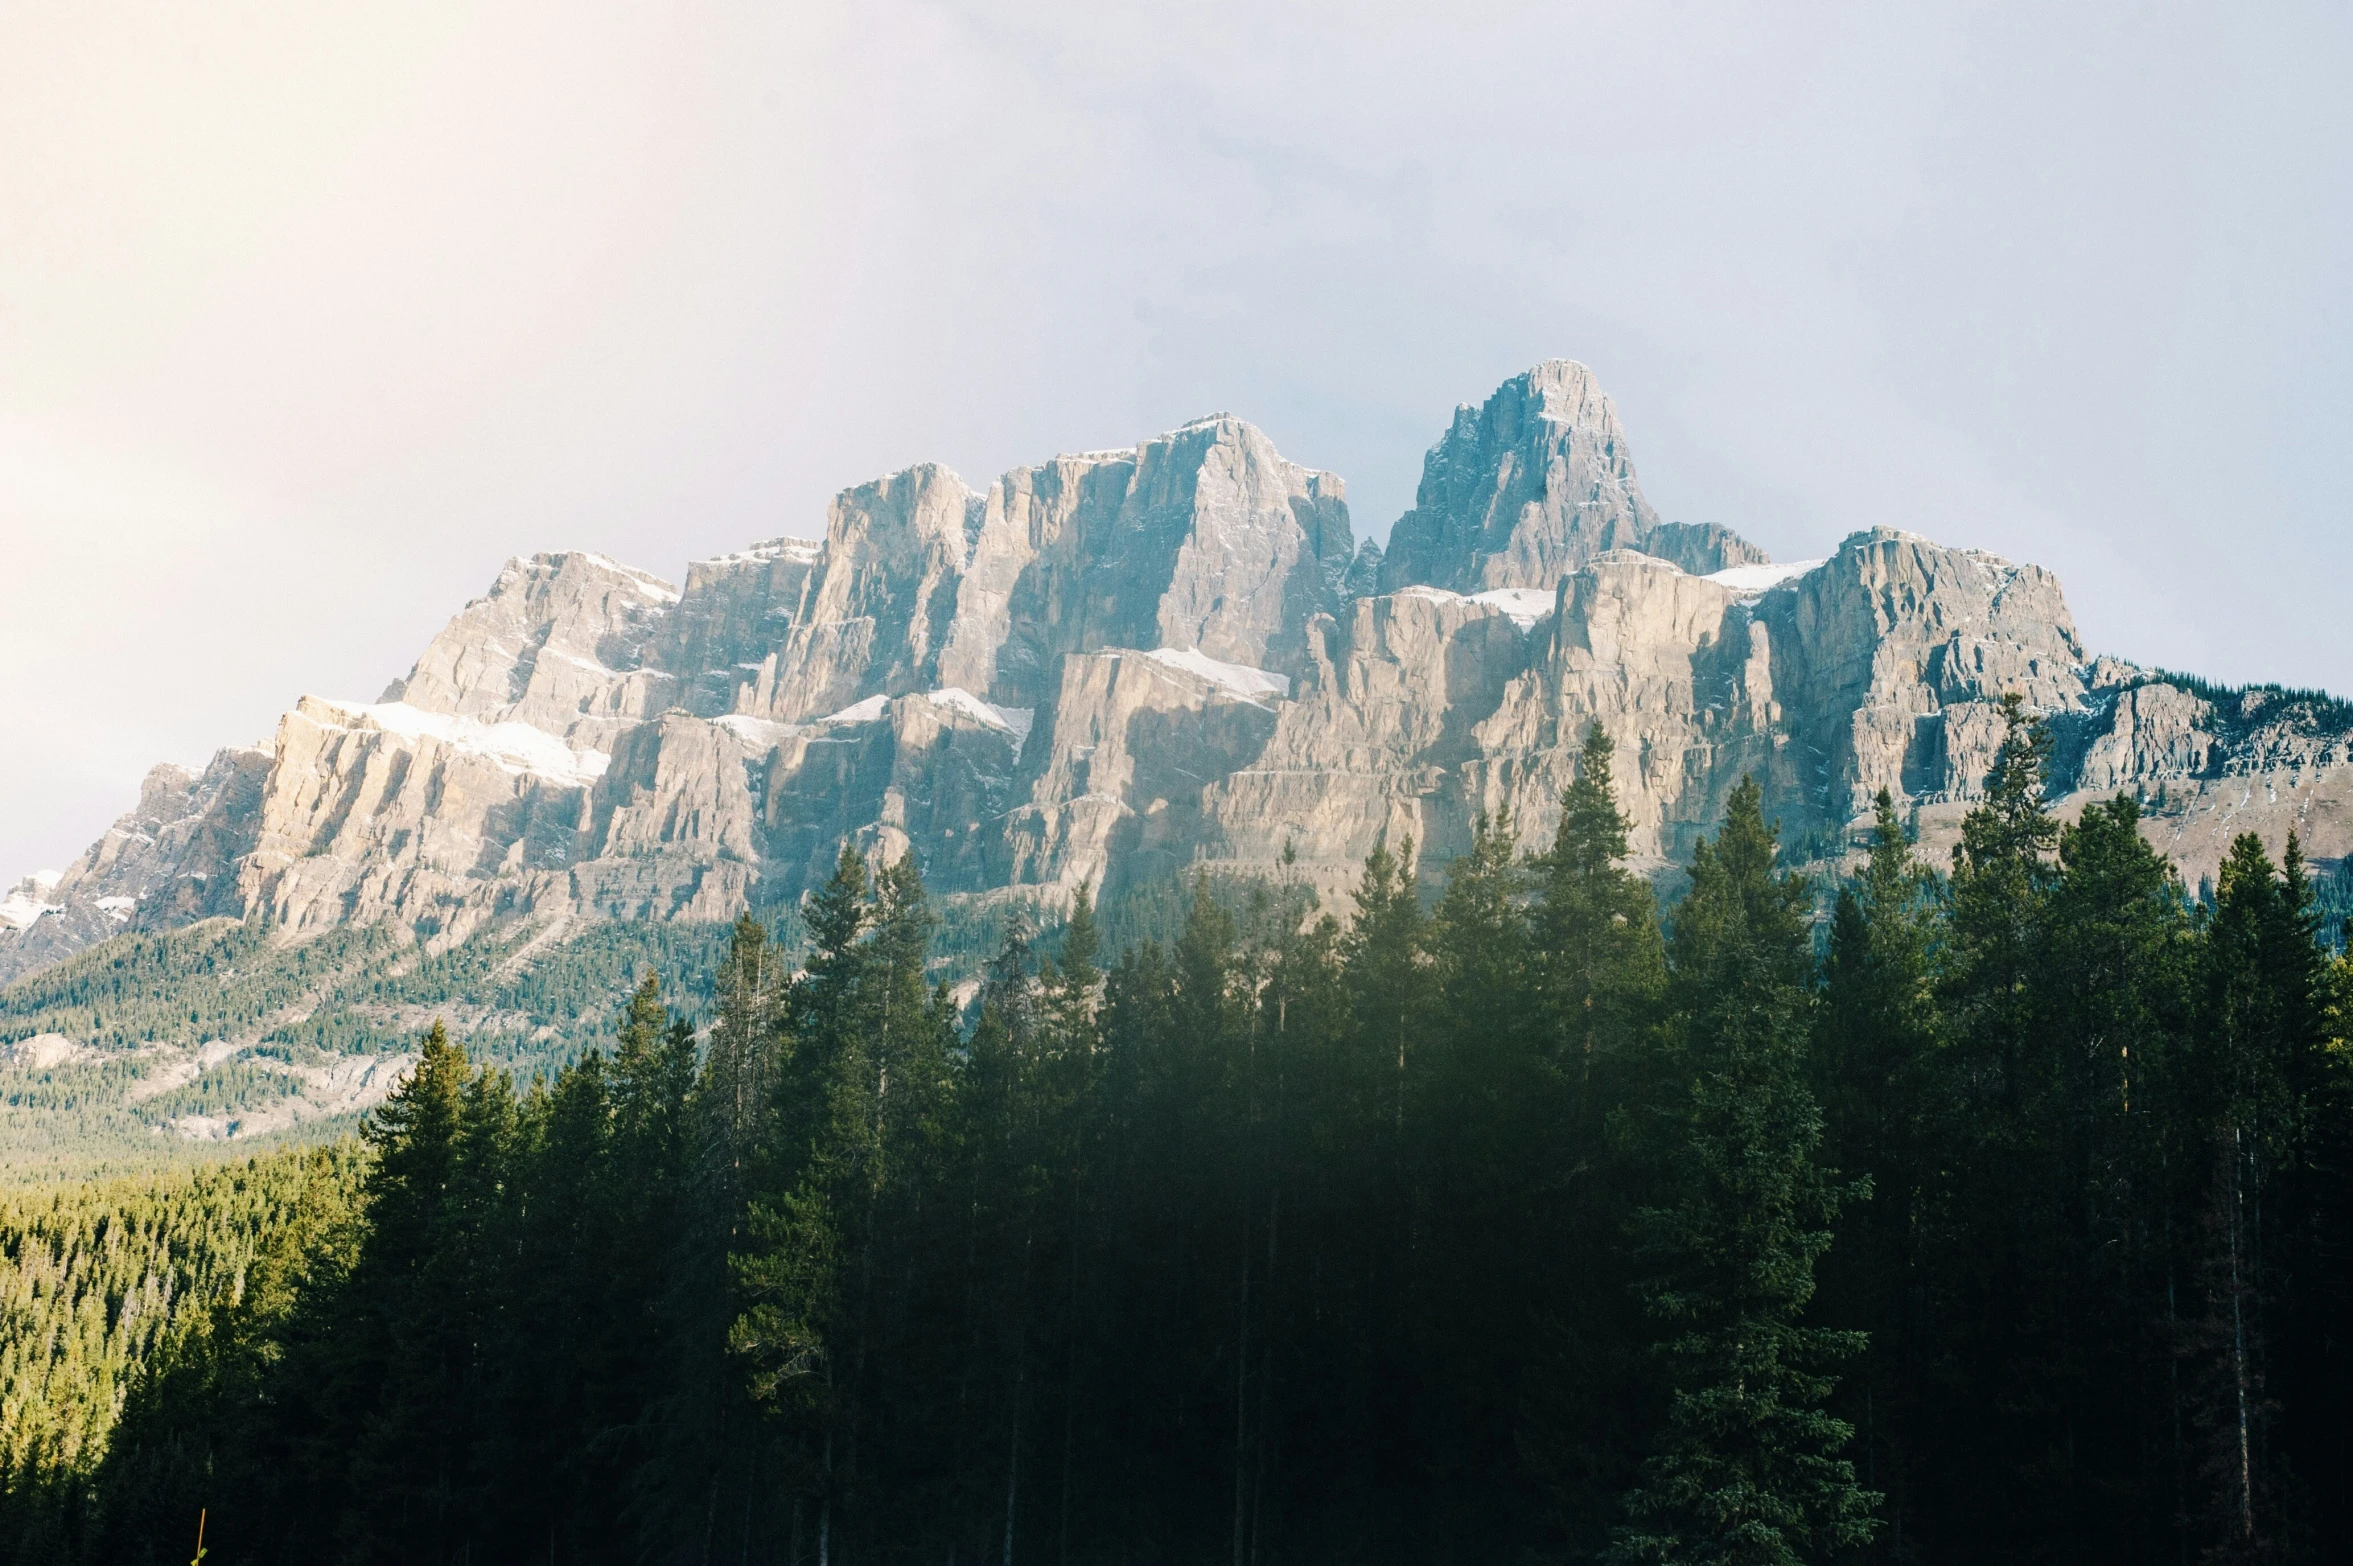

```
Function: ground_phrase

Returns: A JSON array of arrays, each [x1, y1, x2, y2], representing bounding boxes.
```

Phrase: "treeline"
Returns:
[[0, 913, 734, 1067], [13, 701, 2353, 1564], [0, 916, 743, 1167]]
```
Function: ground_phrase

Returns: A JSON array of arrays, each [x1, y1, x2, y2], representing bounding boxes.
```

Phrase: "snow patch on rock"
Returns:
[[1143, 647, 1292, 702], [921, 689, 1037, 758], [1467, 587, 1560, 629], [699, 535, 823, 569], [714, 713, 805, 751], [1705, 559, 1826, 594], [311, 700, 613, 787], [817, 694, 891, 725], [578, 552, 683, 603], [0, 873, 64, 931]]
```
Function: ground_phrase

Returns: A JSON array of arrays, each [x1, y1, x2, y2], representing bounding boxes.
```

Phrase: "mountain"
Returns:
[[7, 359, 2350, 1002]]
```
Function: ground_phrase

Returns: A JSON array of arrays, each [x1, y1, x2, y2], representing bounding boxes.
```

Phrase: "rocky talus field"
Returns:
[[6, 358, 2348, 1156]]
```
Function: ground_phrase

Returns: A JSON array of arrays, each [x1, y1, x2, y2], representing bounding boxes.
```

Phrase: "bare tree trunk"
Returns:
[[1232, 1200, 1251, 1566], [2229, 1126, 2255, 1545], [1059, 1170, 1085, 1566], [1395, 1014, 1406, 1133], [1006, 1227, 1033, 1566], [819, 1404, 836, 1566], [1005, 1385, 1023, 1566], [1251, 1186, 1281, 1566]]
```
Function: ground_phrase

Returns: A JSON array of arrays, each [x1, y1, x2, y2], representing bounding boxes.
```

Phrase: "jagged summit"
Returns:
[[6, 363, 2349, 987], [1379, 359, 1769, 594]]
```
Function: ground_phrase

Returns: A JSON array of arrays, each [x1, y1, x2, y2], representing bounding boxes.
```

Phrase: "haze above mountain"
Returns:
[[4, 4, 2349, 887]]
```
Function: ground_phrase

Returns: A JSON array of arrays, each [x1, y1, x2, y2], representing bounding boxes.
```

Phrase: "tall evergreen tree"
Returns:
[[1342, 832, 1429, 1138], [2179, 831, 2321, 1557], [2287, 926, 2353, 1551], [1419, 810, 1552, 1547], [1610, 777, 1878, 1565], [1919, 695, 2067, 1547], [733, 847, 960, 1560], [1523, 725, 1668, 1557], [339, 1019, 494, 1563], [1809, 789, 1941, 1555], [1531, 723, 1667, 1109], [663, 913, 782, 1561]]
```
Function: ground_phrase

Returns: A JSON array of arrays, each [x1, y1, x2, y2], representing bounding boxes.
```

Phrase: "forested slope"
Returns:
[[4, 702, 2350, 1564], [0, 1146, 366, 1558], [0, 917, 739, 1171]]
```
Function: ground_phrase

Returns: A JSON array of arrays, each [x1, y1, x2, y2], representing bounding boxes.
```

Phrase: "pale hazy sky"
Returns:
[[3, 1, 2348, 880]]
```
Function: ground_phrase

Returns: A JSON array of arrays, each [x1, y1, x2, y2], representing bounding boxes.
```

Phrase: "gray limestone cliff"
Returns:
[[1378, 360, 1766, 591], [6, 360, 2347, 984]]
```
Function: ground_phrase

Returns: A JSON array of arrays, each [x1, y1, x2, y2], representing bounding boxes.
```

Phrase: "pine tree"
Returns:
[[1051, 880, 1103, 1018], [2033, 792, 2191, 1558], [962, 903, 1107, 1565], [340, 1019, 490, 1563], [734, 847, 870, 1418], [1342, 832, 1429, 1137], [733, 849, 961, 1559], [2283, 922, 2353, 1555], [588, 973, 700, 1543], [501, 1034, 615, 1555], [1432, 809, 1533, 1063], [1610, 778, 1879, 1565], [1918, 696, 2066, 1546], [703, 913, 779, 1212], [1417, 810, 1557, 1546], [1812, 783, 1940, 1532], [652, 914, 781, 1560], [1523, 726, 1668, 1555], [1944, 694, 2060, 1116], [2181, 832, 2316, 1557], [1531, 723, 1667, 1112]]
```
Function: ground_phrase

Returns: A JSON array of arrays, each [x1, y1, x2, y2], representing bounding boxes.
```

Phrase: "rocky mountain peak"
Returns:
[[5, 363, 2346, 990], [383, 550, 684, 744], [1380, 360, 1768, 594]]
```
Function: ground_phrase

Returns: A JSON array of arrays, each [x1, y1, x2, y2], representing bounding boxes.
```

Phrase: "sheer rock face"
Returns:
[[1759, 529, 2089, 820], [662, 538, 823, 716], [997, 650, 1286, 894], [384, 551, 685, 744], [735, 414, 1354, 722], [9, 361, 2349, 984], [1378, 360, 1767, 593], [1196, 587, 1536, 887]]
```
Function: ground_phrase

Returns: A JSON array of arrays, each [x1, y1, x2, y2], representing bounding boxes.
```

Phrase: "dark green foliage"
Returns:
[[1609, 778, 1876, 1565], [8, 720, 2353, 1564], [1812, 789, 1938, 1532], [1532, 725, 1667, 1098], [0, 920, 394, 1053]]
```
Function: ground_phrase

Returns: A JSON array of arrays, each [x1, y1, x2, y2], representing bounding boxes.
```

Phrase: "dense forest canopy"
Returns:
[[4, 701, 2350, 1565]]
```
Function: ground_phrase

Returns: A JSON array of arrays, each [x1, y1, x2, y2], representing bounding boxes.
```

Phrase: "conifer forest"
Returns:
[[5, 703, 2351, 1565]]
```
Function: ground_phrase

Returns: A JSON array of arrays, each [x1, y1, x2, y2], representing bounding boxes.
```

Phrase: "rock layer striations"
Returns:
[[6, 360, 2346, 982]]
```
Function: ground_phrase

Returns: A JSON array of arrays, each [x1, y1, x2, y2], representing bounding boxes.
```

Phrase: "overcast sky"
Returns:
[[3, 1, 2347, 880]]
